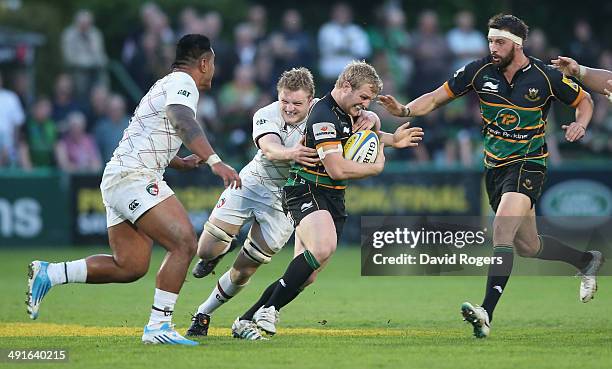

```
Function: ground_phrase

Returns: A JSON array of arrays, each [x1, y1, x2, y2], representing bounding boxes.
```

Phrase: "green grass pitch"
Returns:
[[0, 246, 610, 369]]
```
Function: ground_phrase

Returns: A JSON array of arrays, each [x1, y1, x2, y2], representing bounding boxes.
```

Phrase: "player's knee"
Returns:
[[241, 236, 274, 265], [310, 242, 335, 264], [116, 260, 149, 282], [514, 240, 539, 258], [199, 221, 234, 260]]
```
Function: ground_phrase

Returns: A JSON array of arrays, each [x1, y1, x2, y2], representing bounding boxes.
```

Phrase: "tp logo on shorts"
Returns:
[[216, 198, 226, 208], [146, 183, 159, 196]]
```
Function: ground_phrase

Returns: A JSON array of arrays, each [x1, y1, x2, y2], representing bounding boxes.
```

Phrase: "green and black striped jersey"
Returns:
[[444, 55, 586, 168], [286, 93, 353, 189]]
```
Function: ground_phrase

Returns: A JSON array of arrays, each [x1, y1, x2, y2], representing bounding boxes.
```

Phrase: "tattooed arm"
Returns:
[[166, 104, 215, 160]]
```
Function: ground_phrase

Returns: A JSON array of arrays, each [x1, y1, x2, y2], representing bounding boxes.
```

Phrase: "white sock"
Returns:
[[197, 271, 247, 315], [147, 288, 178, 328], [47, 260, 87, 286]]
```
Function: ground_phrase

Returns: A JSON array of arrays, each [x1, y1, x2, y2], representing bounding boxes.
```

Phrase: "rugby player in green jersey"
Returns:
[[379, 14, 604, 338]]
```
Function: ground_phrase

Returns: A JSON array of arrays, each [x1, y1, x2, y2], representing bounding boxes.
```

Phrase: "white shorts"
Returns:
[[100, 165, 174, 227], [210, 182, 293, 253]]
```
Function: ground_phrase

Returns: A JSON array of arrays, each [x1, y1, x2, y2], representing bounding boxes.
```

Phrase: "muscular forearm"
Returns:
[[378, 131, 393, 146], [576, 92, 594, 128], [583, 67, 612, 95], [261, 141, 292, 161], [167, 105, 215, 160], [406, 91, 443, 117]]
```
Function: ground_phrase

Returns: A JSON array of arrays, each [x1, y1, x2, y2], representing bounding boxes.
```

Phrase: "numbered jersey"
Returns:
[[445, 56, 585, 168], [108, 71, 199, 174], [241, 101, 308, 202]]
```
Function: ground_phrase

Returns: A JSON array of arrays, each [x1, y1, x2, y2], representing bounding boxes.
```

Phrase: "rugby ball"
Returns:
[[344, 130, 379, 163]]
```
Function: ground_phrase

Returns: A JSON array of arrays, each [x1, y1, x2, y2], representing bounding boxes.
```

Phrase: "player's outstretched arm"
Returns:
[[378, 122, 424, 148], [259, 134, 319, 167], [552, 56, 612, 99], [378, 85, 452, 118], [167, 104, 241, 188], [322, 143, 385, 180], [561, 91, 594, 142]]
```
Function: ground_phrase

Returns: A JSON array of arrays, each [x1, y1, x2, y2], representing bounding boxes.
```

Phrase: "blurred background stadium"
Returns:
[[0, 0, 611, 247]]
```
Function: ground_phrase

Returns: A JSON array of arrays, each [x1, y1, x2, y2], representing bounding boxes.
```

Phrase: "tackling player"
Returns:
[[26, 34, 240, 345], [185, 67, 423, 340], [379, 14, 603, 338]]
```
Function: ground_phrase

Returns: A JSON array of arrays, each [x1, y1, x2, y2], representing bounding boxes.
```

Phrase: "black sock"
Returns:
[[240, 279, 278, 321], [481, 245, 514, 322], [535, 235, 593, 270], [264, 251, 318, 310]]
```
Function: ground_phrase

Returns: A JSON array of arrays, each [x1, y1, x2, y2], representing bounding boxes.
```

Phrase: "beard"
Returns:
[[492, 47, 515, 71]]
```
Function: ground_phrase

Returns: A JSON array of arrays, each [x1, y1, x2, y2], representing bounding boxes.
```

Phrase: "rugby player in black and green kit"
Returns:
[[380, 14, 604, 338]]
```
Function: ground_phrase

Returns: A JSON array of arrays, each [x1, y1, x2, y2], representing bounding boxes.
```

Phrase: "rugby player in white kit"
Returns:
[[26, 34, 240, 345]]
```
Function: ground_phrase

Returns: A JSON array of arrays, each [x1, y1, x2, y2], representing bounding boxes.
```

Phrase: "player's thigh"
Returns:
[[295, 210, 337, 261], [493, 192, 532, 244], [107, 221, 154, 273], [513, 207, 540, 257], [135, 195, 196, 253]]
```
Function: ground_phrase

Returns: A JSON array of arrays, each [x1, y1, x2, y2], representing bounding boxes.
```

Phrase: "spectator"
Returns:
[[565, 19, 601, 69], [202, 11, 233, 87], [61, 9, 109, 98], [85, 84, 110, 132], [318, 2, 371, 89], [23, 97, 58, 168], [51, 73, 83, 124], [177, 7, 200, 38], [233, 23, 258, 67], [525, 28, 555, 63], [0, 72, 27, 168], [368, 5, 413, 93], [446, 10, 487, 71], [93, 94, 129, 162], [269, 9, 314, 81], [247, 4, 268, 44], [218, 65, 261, 161], [55, 111, 101, 173], [411, 10, 450, 97]]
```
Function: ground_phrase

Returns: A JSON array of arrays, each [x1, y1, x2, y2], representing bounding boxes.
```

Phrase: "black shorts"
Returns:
[[485, 161, 547, 212], [282, 183, 347, 243]]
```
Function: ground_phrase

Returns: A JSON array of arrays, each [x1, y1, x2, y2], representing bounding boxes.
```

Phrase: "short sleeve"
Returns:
[[165, 73, 199, 115], [445, 58, 485, 98], [308, 117, 342, 149], [252, 105, 281, 148], [546, 66, 585, 108]]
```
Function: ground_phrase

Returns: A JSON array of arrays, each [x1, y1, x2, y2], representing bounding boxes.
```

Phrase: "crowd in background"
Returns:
[[1, 1, 611, 173]]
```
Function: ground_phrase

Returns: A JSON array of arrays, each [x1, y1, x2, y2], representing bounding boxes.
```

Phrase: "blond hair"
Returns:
[[276, 67, 315, 97], [335, 61, 383, 94]]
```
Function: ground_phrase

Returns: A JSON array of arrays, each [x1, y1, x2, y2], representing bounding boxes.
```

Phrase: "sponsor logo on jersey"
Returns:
[[177, 89, 191, 97], [524, 88, 540, 102], [522, 178, 533, 190], [146, 183, 159, 196], [256, 118, 268, 125], [482, 81, 499, 93], [561, 75, 579, 92], [128, 200, 140, 212], [493, 108, 521, 131], [343, 126, 350, 134], [313, 122, 336, 140]]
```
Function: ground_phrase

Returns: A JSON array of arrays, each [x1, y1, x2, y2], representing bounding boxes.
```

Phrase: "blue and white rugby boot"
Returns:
[[142, 323, 199, 345], [26, 261, 52, 320]]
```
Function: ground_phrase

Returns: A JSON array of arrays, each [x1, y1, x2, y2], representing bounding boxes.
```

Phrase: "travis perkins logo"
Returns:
[[146, 183, 159, 196]]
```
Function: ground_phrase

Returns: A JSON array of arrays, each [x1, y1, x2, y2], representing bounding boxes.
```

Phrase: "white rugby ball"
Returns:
[[344, 130, 379, 163]]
